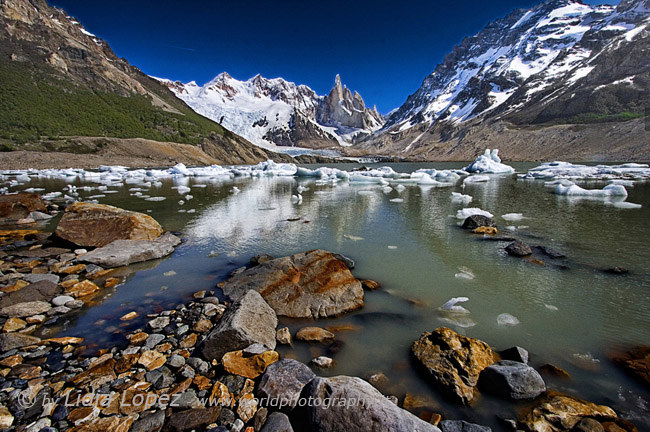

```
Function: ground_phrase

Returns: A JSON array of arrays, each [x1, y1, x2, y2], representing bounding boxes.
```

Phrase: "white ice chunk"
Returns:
[[497, 313, 520, 326], [501, 213, 525, 221], [465, 149, 515, 174], [439, 297, 470, 314], [451, 192, 472, 205], [456, 207, 494, 219], [554, 183, 628, 198]]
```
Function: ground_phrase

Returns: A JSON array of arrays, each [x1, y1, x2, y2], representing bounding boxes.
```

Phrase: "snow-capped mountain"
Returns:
[[363, 0, 650, 161], [159, 73, 384, 150]]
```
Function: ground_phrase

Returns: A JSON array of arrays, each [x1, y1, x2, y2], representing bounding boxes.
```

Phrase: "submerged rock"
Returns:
[[612, 346, 650, 388], [0, 193, 47, 224], [302, 375, 441, 431], [478, 360, 546, 400], [518, 392, 620, 431], [462, 215, 495, 230], [199, 290, 277, 361], [505, 241, 532, 257], [220, 249, 364, 319], [295, 326, 335, 343], [54, 202, 164, 248], [411, 327, 496, 404], [80, 232, 181, 267]]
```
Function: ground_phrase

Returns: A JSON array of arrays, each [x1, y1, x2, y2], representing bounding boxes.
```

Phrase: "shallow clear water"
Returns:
[[5, 162, 650, 429]]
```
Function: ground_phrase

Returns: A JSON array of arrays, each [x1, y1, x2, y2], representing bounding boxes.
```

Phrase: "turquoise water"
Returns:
[[6, 162, 650, 429]]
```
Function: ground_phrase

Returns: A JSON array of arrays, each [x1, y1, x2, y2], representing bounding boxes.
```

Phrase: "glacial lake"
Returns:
[[4, 162, 650, 429]]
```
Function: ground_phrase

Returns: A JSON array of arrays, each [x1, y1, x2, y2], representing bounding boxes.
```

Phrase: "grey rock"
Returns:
[[505, 241, 532, 257], [439, 420, 492, 432], [130, 410, 165, 432], [186, 357, 209, 375], [52, 295, 74, 307], [146, 367, 175, 389], [310, 356, 333, 368], [148, 316, 170, 330], [332, 253, 355, 269], [65, 300, 84, 309], [243, 343, 268, 356], [28, 211, 52, 221], [0, 301, 52, 317], [180, 365, 195, 379], [303, 376, 441, 431], [174, 390, 202, 409], [145, 333, 166, 349], [258, 359, 315, 411], [276, 327, 291, 345], [231, 419, 244, 432], [80, 232, 181, 268], [0, 280, 60, 308], [534, 246, 566, 259], [478, 360, 546, 400], [260, 412, 294, 432], [47, 305, 70, 316], [462, 215, 495, 230], [167, 354, 186, 369], [499, 346, 529, 364], [23, 274, 60, 284], [199, 290, 277, 361], [573, 418, 605, 432], [0, 333, 41, 351]]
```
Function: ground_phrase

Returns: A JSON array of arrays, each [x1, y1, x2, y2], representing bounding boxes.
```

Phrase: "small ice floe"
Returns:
[[573, 352, 600, 363], [418, 174, 453, 186], [524, 161, 650, 180], [382, 186, 393, 194], [545, 304, 559, 311], [455, 267, 475, 280], [145, 197, 166, 202], [497, 313, 520, 326], [389, 198, 404, 203], [163, 270, 176, 277], [296, 185, 309, 193], [451, 192, 472, 205], [554, 183, 628, 198], [608, 179, 635, 187], [87, 194, 106, 199], [42, 192, 62, 200], [178, 200, 185, 205], [387, 245, 398, 249], [612, 202, 642, 209], [187, 209, 196, 213], [463, 175, 490, 186], [207, 251, 219, 257], [501, 213, 525, 221], [230, 187, 240, 195], [291, 194, 303, 204], [357, 190, 375, 196], [343, 234, 364, 241], [175, 186, 191, 195], [193, 184, 207, 188], [456, 207, 494, 219], [395, 184, 406, 192], [439, 297, 471, 314], [465, 149, 515, 174], [185, 195, 194, 200]]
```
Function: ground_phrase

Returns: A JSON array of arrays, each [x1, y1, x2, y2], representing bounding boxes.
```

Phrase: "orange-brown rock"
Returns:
[[519, 391, 619, 431], [193, 375, 212, 391], [65, 280, 100, 298], [193, 319, 213, 333], [2, 318, 26, 333], [0, 354, 22, 367], [472, 226, 498, 235], [295, 326, 335, 343], [220, 249, 364, 318], [361, 279, 380, 290], [209, 381, 233, 407], [72, 358, 116, 388], [43, 337, 84, 346], [115, 354, 140, 374], [54, 202, 164, 248], [411, 327, 496, 405], [180, 333, 198, 349], [60, 264, 86, 275], [169, 378, 192, 396], [222, 350, 279, 379], [137, 350, 166, 371], [0, 193, 46, 223], [104, 278, 120, 288], [1, 280, 28, 293], [129, 332, 148, 345], [120, 311, 138, 321], [67, 415, 133, 432]]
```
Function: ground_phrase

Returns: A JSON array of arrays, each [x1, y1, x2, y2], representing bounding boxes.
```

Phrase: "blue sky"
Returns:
[[51, 0, 618, 113]]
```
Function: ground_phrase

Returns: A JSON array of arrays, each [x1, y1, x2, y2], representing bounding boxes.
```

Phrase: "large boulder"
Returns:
[[411, 327, 496, 405], [220, 249, 364, 319], [518, 392, 620, 431], [0, 301, 52, 317], [478, 360, 546, 400], [260, 412, 294, 432], [257, 359, 316, 411], [439, 420, 492, 432], [0, 193, 46, 223], [54, 202, 164, 248], [80, 232, 181, 268], [302, 375, 441, 432], [505, 241, 532, 257], [462, 215, 495, 230], [199, 290, 277, 361]]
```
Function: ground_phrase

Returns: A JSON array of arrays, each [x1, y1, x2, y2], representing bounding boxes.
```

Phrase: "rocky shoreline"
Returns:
[[0, 193, 647, 431]]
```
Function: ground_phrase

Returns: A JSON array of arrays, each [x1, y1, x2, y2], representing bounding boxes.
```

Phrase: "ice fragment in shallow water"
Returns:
[[343, 234, 364, 241], [456, 207, 494, 219], [389, 198, 404, 203], [231, 187, 240, 194], [439, 297, 470, 314], [455, 267, 475, 280], [502, 213, 524, 221], [554, 183, 628, 198], [545, 304, 559, 311], [451, 192, 472, 205], [465, 149, 515, 174], [463, 175, 490, 186], [497, 313, 520, 326], [612, 201, 642, 209]]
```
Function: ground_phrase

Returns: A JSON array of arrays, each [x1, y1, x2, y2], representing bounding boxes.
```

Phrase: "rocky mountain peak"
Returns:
[[318, 75, 384, 132]]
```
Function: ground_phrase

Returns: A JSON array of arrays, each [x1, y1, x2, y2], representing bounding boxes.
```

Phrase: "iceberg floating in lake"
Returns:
[[523, 161, 650, 180], [456, 207, 494, 219], [463, 175, 490, 186], [502, 213, 524, 221], [554, 183, 628, 198], [497, 313, 520, 326], [451, 192, 472, 205], [465, 149, 515, 174]]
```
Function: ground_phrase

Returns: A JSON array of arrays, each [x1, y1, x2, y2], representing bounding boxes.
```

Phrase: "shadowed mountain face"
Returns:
[[0, 0, 290, 164], [358, 0, 650, 161]]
